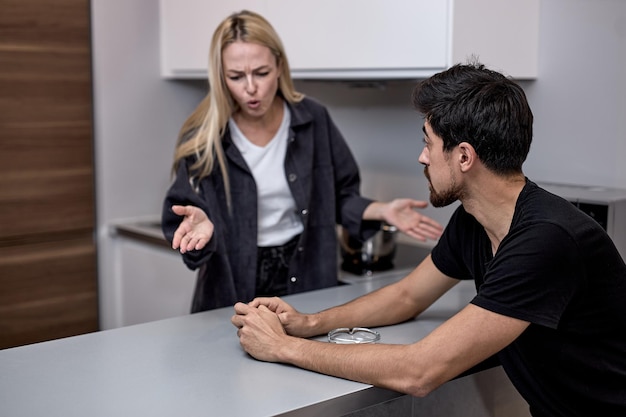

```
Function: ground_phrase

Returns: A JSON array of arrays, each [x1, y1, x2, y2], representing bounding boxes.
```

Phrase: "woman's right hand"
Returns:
[[171, 205, 214, 253]]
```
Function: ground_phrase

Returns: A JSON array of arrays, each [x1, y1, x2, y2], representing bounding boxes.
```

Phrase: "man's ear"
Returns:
[[457, 142, 477, 172]]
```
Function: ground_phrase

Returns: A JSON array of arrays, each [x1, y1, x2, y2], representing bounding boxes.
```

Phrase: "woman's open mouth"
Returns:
[[247, 100, 261, 110]]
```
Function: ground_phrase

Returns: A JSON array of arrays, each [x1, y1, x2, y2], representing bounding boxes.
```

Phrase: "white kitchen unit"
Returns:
[[159, 0, 539, 80], [112, 221, 197, 327]]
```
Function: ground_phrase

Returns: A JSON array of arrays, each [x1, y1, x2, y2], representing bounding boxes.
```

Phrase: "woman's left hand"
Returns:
[[380, 199, 444, 241]]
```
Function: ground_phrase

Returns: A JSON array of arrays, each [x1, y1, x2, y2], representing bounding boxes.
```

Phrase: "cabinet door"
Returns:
[[160, 0, 269, 77], [265, 0, 449, 78], [160, 0, 538, 79], [160, 0, 449, 79], [0, 0, 98, 349], [117, 238, 196, 327], [0, 236, 98, 349]]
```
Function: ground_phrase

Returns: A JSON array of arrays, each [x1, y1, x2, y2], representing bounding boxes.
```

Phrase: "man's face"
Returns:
[[418, 121, 462, 207]]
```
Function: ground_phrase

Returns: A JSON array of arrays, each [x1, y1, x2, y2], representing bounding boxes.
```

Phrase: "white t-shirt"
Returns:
[[229, 104, 304, 246]]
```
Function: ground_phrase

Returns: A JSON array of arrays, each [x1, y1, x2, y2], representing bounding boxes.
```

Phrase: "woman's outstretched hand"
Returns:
[[171, 205, 214, 253], [364, 199, 444, 242]]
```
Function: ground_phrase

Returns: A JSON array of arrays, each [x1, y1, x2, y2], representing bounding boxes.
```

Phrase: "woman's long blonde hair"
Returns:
[[172, 10, 303, 205]]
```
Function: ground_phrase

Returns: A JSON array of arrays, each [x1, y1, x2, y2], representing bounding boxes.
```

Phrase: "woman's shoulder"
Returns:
[[293, 95, 326, 111], [289, 96, 331, 124]]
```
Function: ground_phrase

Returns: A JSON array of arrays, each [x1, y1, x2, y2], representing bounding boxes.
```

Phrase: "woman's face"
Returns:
[[222, 41, 281, 120]]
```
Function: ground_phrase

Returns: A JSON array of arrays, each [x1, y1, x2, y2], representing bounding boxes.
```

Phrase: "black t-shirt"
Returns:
[[432, 180, 626, 417]]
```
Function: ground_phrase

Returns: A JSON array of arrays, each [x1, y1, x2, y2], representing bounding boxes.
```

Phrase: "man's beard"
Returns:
[[424, 166, 461, 208]]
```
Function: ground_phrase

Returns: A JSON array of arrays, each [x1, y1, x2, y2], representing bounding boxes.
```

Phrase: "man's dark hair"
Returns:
[[412, 63, 533, 175]]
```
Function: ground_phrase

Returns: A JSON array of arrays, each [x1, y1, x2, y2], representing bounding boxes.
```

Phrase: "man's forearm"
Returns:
[[278, 336, 433, 397], [306, 283, 420, 336]]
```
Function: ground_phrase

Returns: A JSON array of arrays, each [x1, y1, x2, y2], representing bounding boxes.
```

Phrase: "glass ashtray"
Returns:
[[327, 327, 380, 344]]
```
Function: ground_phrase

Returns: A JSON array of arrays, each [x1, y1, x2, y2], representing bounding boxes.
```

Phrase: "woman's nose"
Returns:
[[245, 76, 257, 94]]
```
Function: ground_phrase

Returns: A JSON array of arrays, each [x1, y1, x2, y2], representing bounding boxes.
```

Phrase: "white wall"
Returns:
[[91, 0, 204, 328], [91, 0, 626, 327], [526, 0, 626, 187], [294, 0, 626, 228]]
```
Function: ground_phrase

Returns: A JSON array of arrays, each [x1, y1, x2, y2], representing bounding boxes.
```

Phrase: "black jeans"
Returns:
[[255, 234, 300, 297]]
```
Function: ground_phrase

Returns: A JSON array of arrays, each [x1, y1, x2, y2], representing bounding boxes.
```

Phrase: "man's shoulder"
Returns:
[[517, 181, 583, 225]]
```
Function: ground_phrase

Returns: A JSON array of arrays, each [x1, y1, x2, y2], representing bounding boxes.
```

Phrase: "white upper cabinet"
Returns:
[[263, 0, 449, 79], [159, 0, 539, 80]]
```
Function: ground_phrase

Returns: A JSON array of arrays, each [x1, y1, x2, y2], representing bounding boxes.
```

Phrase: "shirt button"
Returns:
[[288, 173, 297, 182], [297, 246, 304, 252], [290, 276, 297, 283], [301, 209, 308, 216]]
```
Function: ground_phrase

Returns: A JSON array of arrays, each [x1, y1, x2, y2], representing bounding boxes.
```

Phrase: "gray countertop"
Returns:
[[113, 216, 169, 248], [0, 269, 476, 417]]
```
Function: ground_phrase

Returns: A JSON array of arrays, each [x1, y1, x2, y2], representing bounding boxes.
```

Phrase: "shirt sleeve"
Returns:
[[161, 158, 216, 270], [432, 205, 585, 328]]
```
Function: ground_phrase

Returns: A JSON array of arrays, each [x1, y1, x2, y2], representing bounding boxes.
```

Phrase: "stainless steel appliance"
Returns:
[[539, 182, 626, 261], [339, 223, 398, 275]]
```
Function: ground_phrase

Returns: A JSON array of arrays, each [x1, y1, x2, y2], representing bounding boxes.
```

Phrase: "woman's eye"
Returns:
[[256, 72, 269, 77], [228, 75, 242, 81]]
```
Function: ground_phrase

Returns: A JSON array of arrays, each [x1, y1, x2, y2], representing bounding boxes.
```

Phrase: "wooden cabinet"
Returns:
[[159, 0, 539, 80], [0, 0, 98, 349], [0, 236, 98, 348]]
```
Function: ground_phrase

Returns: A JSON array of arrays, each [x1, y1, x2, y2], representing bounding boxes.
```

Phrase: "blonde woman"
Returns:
[[162, 10, 442, 312]]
